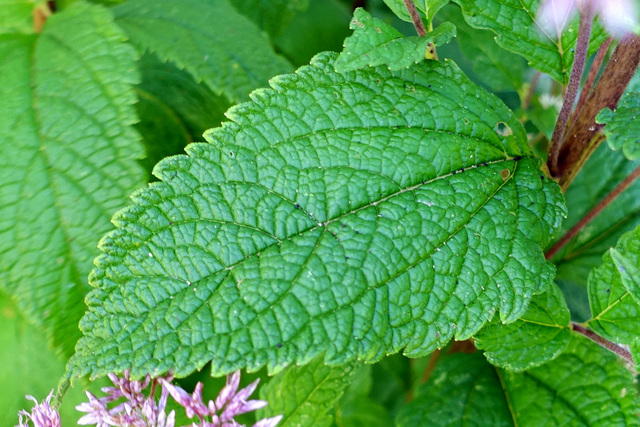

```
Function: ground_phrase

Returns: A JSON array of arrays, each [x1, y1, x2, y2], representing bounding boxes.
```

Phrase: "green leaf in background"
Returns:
[[69, 52, 565, 380], [474, 283, 571, 371], [452, 0, 607, 85], [334, 364, 393, 427], [383, 0, 451, 29], [0, 0, 36, 34], [335, 8, 455, 72], [396, 352, 513, 427], [553, 144, 640, 290], [274, 0, 351, 67], [500, 334, 640, 426], [588, 226, 640, 344], [257, 356, 354, 427], [436, 4, 527, 93], [0, 291, 107, 426], [398, 334, 640, 426], [597, 92, 640, 160], [0, 2, 145, 354], [231, 0, 309, 38], [112, 0, 293, 103], [136, 52, 232, 141]]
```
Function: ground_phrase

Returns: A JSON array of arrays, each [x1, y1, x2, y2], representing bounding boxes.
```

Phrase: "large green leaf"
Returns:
[[0, 2, 144, 353], [500, 334, 640, 426], [396, 352, 513, 426], [257, 355, 353, 427], [452, 0, 606, 85], [69, 52, 565, 380], [112, 0, 293, 103], [335, 8, 455, 72], [597, 92, 640, 160], [474, 283, 571, 371], [588, 226, 640, 344], [230, 0, 309, 38], [397, 334, 640, 426]]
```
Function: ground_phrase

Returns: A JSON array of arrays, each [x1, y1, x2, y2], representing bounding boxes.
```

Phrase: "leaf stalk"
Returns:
[[571, 322, 635, 366]]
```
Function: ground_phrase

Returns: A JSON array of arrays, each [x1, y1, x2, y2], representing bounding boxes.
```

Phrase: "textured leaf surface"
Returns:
[[396, 352, 513, 427], [0, 3, 144, 353], [0, 0, 35, 34], [597, 92, 640, 160], [335, 8, 455, 72], [113, 0, 293, 103], [70, 52, 565, 379], [553, 144, 640, 290], [452, 0, 606, 84], [474, 283, 571, 371], [588, 226, 640, 344], [383, 0, 450, 27], [437, 4, 527, 92], [231, 0, 309, 38], [257, 356, 353, 427], [501, 334, 640, 426]]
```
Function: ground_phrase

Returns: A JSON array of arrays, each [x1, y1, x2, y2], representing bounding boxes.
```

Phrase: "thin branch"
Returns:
[[402, 0, 427, 36], [546, 164, 640, 259], [572, 37, 613, 122], [572, 323, 635, 366], [523, 71, 542, 110], [420, 349, 441, 384], [548, 1, 596, 175]]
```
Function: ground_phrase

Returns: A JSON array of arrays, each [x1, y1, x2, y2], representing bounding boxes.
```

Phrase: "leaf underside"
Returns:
[[0, 2, 144, 353], [70, 52, 564, 380]]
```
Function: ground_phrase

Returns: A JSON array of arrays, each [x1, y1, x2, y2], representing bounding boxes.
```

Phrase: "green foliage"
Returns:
[[69, 51, 565, 379], [396, 352, 512, 426], [257, 356, 354, 426], [335, 8, 455, 72], [597, 92, 640, 160], [399, 335, 640, 426], [452, 0, 606, 85], [474, 283, 571, 371], [0, 1, 145, 354], [588, 226, 640, 344], [112, 0, 292, 102], [3, 1, 640, 425]]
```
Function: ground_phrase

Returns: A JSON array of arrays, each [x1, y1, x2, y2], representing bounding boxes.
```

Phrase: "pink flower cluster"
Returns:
[[16, 371, 282, 427]]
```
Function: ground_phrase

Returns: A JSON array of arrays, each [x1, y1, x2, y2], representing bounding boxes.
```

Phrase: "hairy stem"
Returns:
[[572, 37, 613, 122], [402, 0, 427, 36], [545, 164, 640, 259], [572, 323, 634, 366], [554, 33, 640, 189], [548, 1, 595, 175]]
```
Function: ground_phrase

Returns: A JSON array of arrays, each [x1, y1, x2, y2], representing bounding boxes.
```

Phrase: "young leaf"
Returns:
[[452, 0, 607, 85], [69, 52, 565, 380], [335, 8, 456, 72], [112, 0, 293, 103], [500, 334, 640, 426], [588, 226, 640, 344], [596, 92, 640, 160], [396, 352, 513, 426], [256, 356, 354, 427], [0, 2, 145, 354], [383, 0, 451, 28], [231, 0, 309, 38], [474, 283, 571, 371]]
